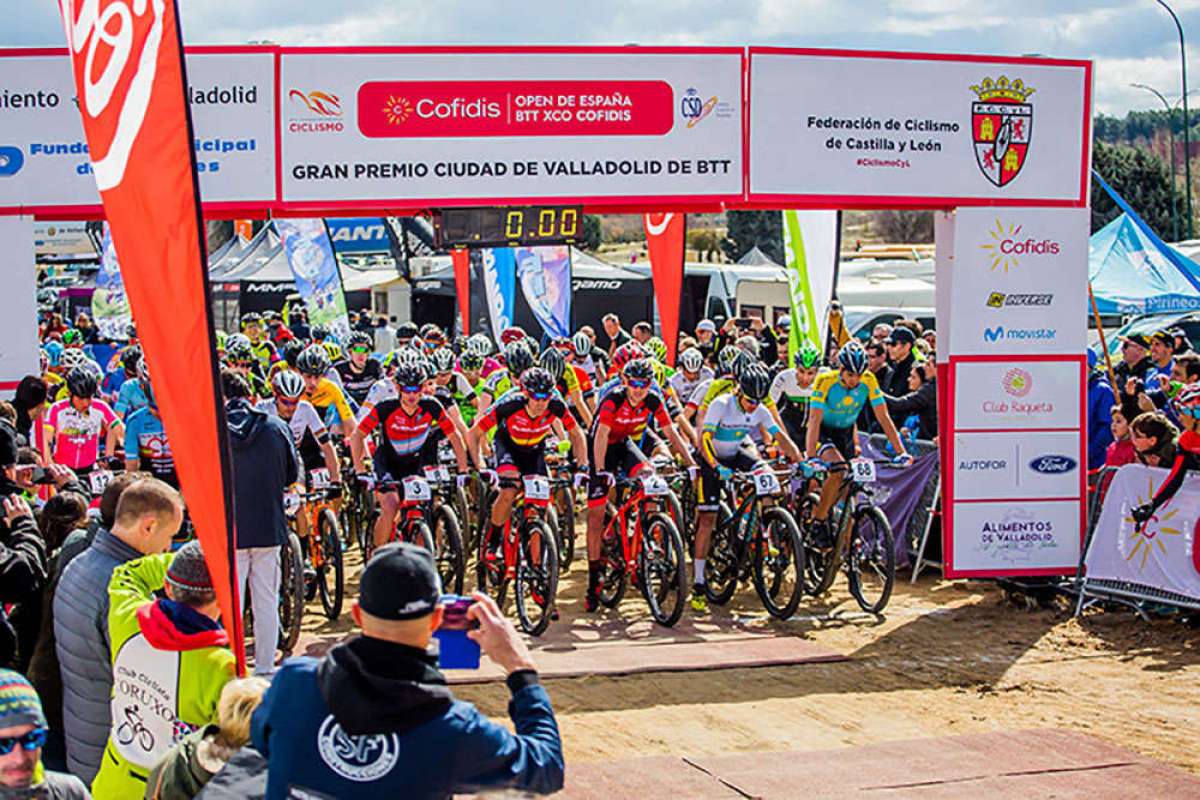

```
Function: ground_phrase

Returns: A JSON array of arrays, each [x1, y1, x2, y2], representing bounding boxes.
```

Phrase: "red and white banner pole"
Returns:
[[643, 212, 686, 364]]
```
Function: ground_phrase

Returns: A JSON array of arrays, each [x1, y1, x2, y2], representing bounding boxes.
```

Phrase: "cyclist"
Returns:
[[44, 367, 124, 479], [571, 329, 609, 380], [241, 312, 279, 373], [269, 338, 307, 381], [550, 337, 597, 412], [297, 345, 356, 439], [805, 341, 911, 546], [395, 322, 420, 350], [462, 334, 503, 378], [467, 367, 588, 556], [350, 363, 469, 550], [693, 364, 802, 611], [668, 347, 713, 415], [122, 360, 178, 488], [259, 369, 342, 488], [430, 348, 480, 428], [334, 331, 383, 406], [420, 323, 448, 354], [225, 334, 272, 400], [478, 342, 536, 409], [114, 347, 150, 420], [538, 346, 592, 426], [585, 358, 696, 612], [770, 341, 822, 446]]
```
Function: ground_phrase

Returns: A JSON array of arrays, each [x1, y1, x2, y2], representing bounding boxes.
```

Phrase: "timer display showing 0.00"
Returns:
[[435, 206, 582, 247]]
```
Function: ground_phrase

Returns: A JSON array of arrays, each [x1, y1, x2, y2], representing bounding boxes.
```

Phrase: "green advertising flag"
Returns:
[[782, 209, 821, 359]]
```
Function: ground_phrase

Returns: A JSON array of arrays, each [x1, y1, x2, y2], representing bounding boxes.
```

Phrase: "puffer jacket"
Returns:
[[0, 765, 91, 799], [53, 528, 143, 784]]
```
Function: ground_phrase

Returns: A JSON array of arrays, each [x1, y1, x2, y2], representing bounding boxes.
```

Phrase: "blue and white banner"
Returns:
[[480, 248, 517, 342], [274, 218, 351, 342], [325, 217, 391, 254], [516, 246, 572, 340], [92, 223, 132, 340]]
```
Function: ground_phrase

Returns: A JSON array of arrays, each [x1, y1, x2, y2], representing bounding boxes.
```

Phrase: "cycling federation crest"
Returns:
[[970, 76, 1035, 187]]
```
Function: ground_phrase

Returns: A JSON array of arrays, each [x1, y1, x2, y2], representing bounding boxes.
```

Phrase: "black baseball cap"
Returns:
[[359, 542, 442, 620], [885, 327, 916, 346], [1122, 333, 1151, 348]]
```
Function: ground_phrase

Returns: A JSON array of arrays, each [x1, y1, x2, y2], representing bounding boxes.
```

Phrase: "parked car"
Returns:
[[843, 306, 936, 342]]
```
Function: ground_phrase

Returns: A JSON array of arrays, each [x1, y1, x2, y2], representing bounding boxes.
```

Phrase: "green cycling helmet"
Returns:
[[645, 336, 667, 363], [794, 341, 821, 370]]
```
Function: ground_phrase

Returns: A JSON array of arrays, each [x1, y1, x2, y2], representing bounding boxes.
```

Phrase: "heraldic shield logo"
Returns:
[[970, 76, 1035, 187]]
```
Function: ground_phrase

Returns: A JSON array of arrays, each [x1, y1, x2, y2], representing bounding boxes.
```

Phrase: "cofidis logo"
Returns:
[[979, 218, 1061, 273]]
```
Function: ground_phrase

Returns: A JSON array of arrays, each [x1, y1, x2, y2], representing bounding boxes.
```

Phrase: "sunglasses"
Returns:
[[0, 727, 47, 755], [277, 397, 299, 407], [627, 379, 650, 389], [350, 346, 370, 354], [400, 385, 423, 394], [741, 396, 761, 407], [528, 391, 551, 400]]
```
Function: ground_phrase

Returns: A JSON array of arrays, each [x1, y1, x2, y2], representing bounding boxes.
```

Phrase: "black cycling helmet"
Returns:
[[121, 346, 143, 373], [521, 367, 555, 397], [346, 330, 372, 350], [539, 347, 566, 382], [296, 344, 331, 376], [837, 341, 869, 375], [623, 358, 655, 382], [311, 325, 330, 342], [394, 363, 426, 389], [396, 322, 420, 340], [729, 349, 756, 381], [738, 364, 772, 401], [271, 369, 305, 399], [459, 351, 484, 371], [431, 348, 455, 374], [282, 338, 305, 367], [66, 366, 98, 398], [503, 343, 535, 379]]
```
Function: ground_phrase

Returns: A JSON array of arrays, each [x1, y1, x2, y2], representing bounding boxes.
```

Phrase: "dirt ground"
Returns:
[[295, 544, 1200, 775]]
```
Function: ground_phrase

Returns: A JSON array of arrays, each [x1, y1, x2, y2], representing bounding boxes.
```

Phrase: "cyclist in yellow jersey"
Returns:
[[297, 345, 355, 438]]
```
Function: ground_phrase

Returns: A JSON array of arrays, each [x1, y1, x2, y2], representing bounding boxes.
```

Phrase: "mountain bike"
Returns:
[[419, 464, 466, 596], [374, 474, 464, 595], [545, 456, 578, 571], [596, 472, 688, 627], [294, 469, 344, 620], [791, 458, 898, 614], [476, 474, 560, 636], [703, 464, 805, 619]]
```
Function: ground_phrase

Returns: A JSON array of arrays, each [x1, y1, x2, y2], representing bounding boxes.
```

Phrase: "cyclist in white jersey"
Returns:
[[669, 347, 714, 415]]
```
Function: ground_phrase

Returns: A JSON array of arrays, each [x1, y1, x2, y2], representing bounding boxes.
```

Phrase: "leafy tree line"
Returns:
[[1094, 108, 1199, 145]]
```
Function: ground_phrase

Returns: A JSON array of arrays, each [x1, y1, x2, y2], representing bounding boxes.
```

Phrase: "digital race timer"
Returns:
[[433, 206, 582, 248]]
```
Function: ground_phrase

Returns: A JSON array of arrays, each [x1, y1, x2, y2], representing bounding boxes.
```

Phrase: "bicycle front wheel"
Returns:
[[515, 520, 559, 636], [704, 501, 739, 606], [316, 508, 344, 620], [434, 505, 465, 596], [795, 492, 839, 597], [638, 512, 687, 627], [278, 533, 304, 653], [753, 507, 805, 620], [847, 505, 896, 614]]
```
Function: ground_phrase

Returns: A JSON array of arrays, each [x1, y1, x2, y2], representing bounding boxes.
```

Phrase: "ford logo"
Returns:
[[1029, 455, 1077, 475]]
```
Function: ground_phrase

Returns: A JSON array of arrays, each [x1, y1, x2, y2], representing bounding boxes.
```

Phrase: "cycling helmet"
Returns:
[[271, 369, 305, 399], [262, 310, 280, 322], [380, 349, 402, 370], [837, 340, 869, 375], [281, 338, 305, 367], [645, 337, 668, 363], [311, 325, 330, 342], [136, 357, 152, 385], [121, 346, 143, 372], [346, 330, 372, 350], [419, 323, 445, 343], [738, 364, 772, 401], [225, 334, 253, 363], [60, 348, 89, 371], [394, 363, 426, 389], [322, 341, 343, 363], [42, 340, 63, 368], [240, 312, 262, 329], [66, 366, 98, 398], [467, 334, 493, 357], [431, 348, 456, 374], [623, 358, 655, 382], [415, 355, 434, 382], [612, 342, 648, 374], [503, 343, 535, 379], [521, 367, 555, 397], [794, 341, 822, 370], [396, 322, 420, 340], [1176, 383, 1200, 416], [572, 332, 592, 358], [62, 328, 83, 347], [296, 344, 331, 376], [459, 351, 485, 372], [717, 346, 741, 375], [729, 349, 756, 381], [397, 346, 425, 365], [500, 326, 527, 346], [214, 330, 227, 353], [735, 335, 760, 357], [539, 347, 566, 382], [679, 347, 704, 374]]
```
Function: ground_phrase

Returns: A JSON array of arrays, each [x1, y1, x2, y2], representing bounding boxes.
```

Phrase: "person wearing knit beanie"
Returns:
[[0, 669, 89, 797]]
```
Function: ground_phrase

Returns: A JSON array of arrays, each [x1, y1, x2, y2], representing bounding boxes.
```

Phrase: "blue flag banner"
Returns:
[[92, 223, 132, 340], [480, 247, 517, 341], [274, 218, 351, 342], [516, 245, 572, 340]]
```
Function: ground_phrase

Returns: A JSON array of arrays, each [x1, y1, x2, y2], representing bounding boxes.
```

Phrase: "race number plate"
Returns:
[[423, 466, 446, 484], [523, 475, 551, 500], [402, 476, 432, 502], [641, 475, 670, 496], [88, 470, 113, 495], [283, 491, 301, 517], [850, 458, 877, 483], [309, 468, 331, 490], [753, 470, 781, 496]]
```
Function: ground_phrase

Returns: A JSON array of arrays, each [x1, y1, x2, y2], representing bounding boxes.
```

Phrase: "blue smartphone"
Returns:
[[434, 595, 481, 669]]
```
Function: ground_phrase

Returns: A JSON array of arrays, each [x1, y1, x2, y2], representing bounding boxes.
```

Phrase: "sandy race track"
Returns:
[[293, 546, 1200, 776]]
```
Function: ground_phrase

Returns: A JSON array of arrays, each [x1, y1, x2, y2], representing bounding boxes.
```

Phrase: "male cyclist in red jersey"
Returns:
[[584, 359, 695, 611], [351, 363, 469, 550], [467, 367, 588, 558]]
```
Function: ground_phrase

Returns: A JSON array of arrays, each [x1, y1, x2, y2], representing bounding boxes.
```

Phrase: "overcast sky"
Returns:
[[12, 0, 1200, 115]]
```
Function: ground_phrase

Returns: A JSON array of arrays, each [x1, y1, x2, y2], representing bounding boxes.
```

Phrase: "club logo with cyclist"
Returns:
[[316, 715, 401, 782]]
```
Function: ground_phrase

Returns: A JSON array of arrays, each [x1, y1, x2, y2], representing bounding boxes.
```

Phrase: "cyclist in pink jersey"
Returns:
[[44, 367, 123, 474]]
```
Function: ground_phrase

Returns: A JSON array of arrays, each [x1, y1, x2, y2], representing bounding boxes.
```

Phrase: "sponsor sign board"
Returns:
[[278, 47, 744, 207], [947, 499, 1082, 574], [0, 48, 276, 213], [747, 48, 1091, 206]]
